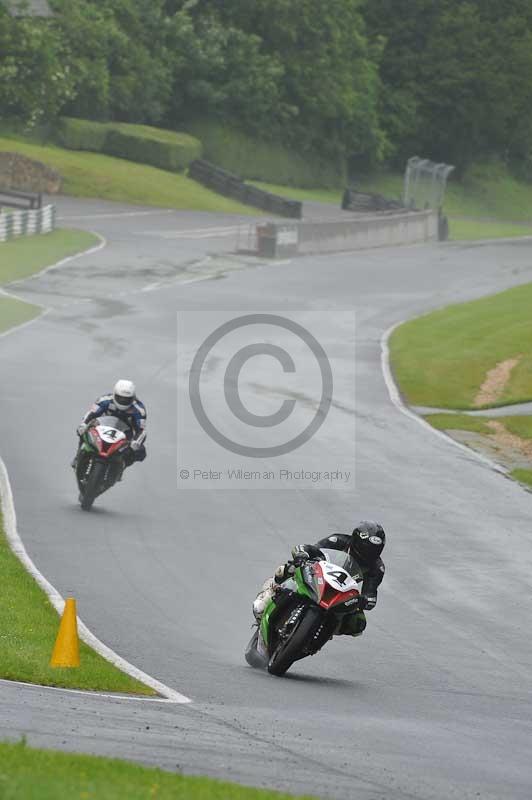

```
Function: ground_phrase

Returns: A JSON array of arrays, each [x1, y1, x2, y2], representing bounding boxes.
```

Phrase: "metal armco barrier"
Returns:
[[0, 188, 42, 210], [341, 188, 403, 213], [189, 159, 302, 219], [0, 204, 56, 243], [254, 209, 438, 258]]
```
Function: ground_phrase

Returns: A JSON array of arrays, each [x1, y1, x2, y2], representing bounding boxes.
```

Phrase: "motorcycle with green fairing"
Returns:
[[245, 549, 364, 676], [75, 415, 132, 511]]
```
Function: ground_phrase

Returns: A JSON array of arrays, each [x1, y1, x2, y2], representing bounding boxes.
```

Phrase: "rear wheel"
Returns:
[[268, 606, 323, 677], [80, 461, 106, 511]]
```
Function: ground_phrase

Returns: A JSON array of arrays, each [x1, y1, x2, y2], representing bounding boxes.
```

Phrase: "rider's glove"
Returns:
[[130, 438, 142, 451], [292, 551, 310, 567], [77, 423, 88, 436], [274, 563, 294, 584]]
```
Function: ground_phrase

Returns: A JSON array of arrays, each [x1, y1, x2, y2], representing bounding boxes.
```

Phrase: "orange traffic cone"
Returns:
[[50, 598, 80, 668]]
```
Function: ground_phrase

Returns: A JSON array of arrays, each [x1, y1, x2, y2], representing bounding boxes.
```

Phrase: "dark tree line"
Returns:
[[2, 0, 532, 176]]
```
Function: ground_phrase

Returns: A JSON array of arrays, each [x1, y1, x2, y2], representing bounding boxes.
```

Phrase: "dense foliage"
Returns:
[[365, 0, 532, 174], [1, 0, 532, 176]]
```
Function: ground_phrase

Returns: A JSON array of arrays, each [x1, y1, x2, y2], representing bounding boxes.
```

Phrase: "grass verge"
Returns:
[[511, 468, 532, 487], [425, 414, 532, 482], [0, 740, 313, 800], [423, 414, 492, 434], [0, 295, 41, 335], [448, 218, 532, 240], [0, 513, 154, 693], [389, 282, 532, 409], [0, 228, 97, 285], [0, 134, 254, 214], [498, 416, 532, 438], [0, 229, 98, 333], [424, 413, 532, 439]]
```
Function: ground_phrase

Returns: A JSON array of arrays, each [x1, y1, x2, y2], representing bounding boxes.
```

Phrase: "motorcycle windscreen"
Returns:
[[98, 415, 131, 433], [320, 548, 363, 582]]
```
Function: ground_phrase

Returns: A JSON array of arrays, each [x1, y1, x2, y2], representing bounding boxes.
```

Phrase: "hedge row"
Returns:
[[57, 118, 202, 173], [185, 119, 346, 189]]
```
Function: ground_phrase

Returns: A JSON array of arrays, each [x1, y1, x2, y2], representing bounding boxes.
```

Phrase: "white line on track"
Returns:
[[380, 320, 508, 475], [138, 225, 242, 240], [0, 234, 191, 704], [57, 210, 176, 221], [0, 457, 191, 704], [0, 676, 180, 703]]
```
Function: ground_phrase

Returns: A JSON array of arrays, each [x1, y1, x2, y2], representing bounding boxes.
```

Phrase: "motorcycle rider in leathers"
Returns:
[[72, 379, 147, 473], [253, 521, 386, 637]]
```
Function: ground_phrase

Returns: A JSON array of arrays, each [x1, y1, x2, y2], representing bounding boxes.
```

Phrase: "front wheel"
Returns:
[[80, 461, 106, 511], [268, 606, 323, 677]]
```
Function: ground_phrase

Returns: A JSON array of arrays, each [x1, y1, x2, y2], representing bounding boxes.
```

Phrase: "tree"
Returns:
[[164, 9, 289, 134], [51, 0, 173, 123], [0, 5, 75, 126], [189, 0, 386, 163], [364, 0, 532, 173]]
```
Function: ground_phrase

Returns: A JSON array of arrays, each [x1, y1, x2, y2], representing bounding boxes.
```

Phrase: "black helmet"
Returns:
[[350, 520, 385, 563]]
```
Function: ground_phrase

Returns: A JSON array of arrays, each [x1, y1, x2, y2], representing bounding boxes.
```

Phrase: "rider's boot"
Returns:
[[252, 578, 276, 622], [337, 611, 367, 637]]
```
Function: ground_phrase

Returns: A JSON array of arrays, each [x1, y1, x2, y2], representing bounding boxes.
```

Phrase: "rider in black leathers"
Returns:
[[253, 521, 386, 636]]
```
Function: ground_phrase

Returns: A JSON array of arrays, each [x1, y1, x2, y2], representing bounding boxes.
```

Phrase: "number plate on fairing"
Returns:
[[97, 426, 126, 444], [319, 560, 360, 592]]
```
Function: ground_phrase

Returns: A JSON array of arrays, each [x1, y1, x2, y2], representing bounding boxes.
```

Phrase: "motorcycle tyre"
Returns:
[[268, 605, 323, 677], [80, 461, 106, 511]]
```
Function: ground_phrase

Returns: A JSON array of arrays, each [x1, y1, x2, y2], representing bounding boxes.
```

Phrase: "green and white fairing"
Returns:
[[257, 549, 363, 659]]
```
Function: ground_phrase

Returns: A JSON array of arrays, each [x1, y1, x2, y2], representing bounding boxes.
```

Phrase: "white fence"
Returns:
[[0, 204, 56, 242]]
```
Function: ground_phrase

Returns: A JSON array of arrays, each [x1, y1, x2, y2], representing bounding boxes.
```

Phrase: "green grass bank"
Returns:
[[0, 740, 313, 800], [424, 413, 532, 440], [389, 282, 532, 409], [0, 229, 98, 334], [0, 228, 97, 285], [511, 468, 532, 487], [424, 414, 532, 489], [0, 513, 153, 693], [422, 414, 492, 435], [0, 295, 40, 336], [0, 134, 253, 214], [390, 282, 532, 488]]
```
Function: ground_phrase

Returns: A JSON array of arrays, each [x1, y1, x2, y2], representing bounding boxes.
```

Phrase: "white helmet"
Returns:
[[113, 379, 136, 410]]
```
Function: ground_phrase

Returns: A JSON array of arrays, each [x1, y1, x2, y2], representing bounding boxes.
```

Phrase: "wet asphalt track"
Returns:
[[1, 197, 532, 799]]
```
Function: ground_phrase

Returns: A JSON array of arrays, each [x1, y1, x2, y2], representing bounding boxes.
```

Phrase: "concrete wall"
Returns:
[[255, 209, 439, 258]]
